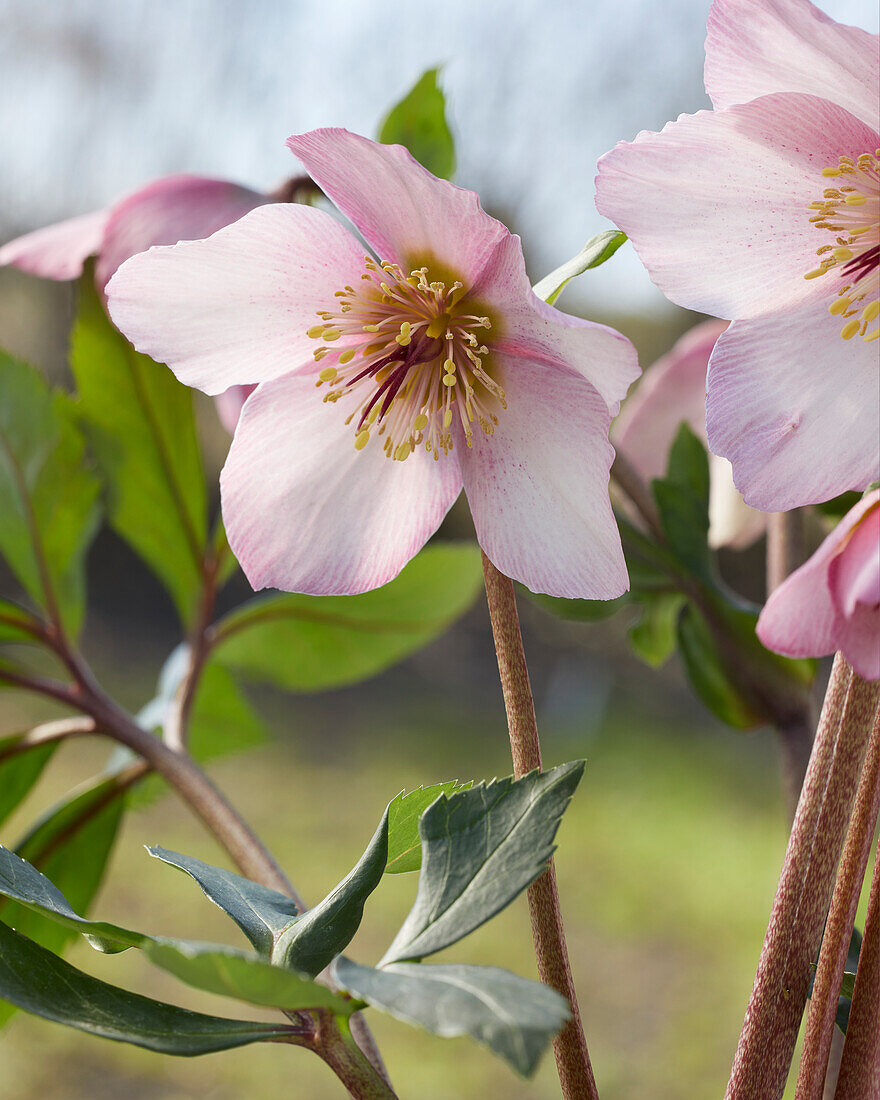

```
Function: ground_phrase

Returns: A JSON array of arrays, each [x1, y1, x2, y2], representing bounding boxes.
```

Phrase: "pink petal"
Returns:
[[215, 384, 257, 434], [106, 204, 369, 395], [221, 371, 463, 595], [595, 93, 878, 320], [0, 209, 110, 280], [470, 233, 640, 411], [614, 319, 727, 480], [456, 353, 627, 599], [828, 499, 880, 617], [287, 129, 509, 287], [96, 175, 269, 291], [706, 302, 880, 511], [705, 0, 879, 131]]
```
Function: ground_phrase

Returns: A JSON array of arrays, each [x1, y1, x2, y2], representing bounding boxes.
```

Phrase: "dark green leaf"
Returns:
[[70, 274, 207, 624], [815, 491, 862, 522], [528, 592, 628, 623], [382, 762, 584, 965], [212, 543, 482, 692], [275, 809, 389, 976], [0, 353, 101, 636], [0, 919, 302, 1055], [652, 424, 711, 580], [378, 68, 455, 180], [332, 957, 569, 1077], [148, 846, 299, 956], [628, 593, 685, 668], [532, 231, 628, 306], [189, 663, 267, 763], [676, 602, 760, 729], [385, 782, 473, 875], [0, 736, 59, 830]]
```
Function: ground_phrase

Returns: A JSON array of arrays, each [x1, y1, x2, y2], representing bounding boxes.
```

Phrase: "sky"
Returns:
[[1, 0, 876, 314]]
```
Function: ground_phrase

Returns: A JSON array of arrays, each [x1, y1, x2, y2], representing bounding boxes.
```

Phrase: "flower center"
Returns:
[[306, 257, 505, 460], [804, 151, 879, 344]]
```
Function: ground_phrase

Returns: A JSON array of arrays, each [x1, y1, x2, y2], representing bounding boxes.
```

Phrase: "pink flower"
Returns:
[[613, 318, 769, 549], [758, 491, 879, 680], [106, 129, 639, 598], [596, 0, 879, 512]]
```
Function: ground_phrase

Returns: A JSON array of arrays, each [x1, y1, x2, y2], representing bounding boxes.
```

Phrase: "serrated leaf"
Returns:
[[332, 957, 569, 1077], [0, 919, 303, 1055], [532, 231, 627, 306], [381, 762, 584, 965], [149, 846, 299, 956], [0, 736, 59, 830], [70, 273, 207, 624], [0, 353, 101, 636], [652, 424, 711, 580], [628, 593, 685, 668], [211, 543, 482, 692], [386, 782, 473, 875], [378, 68, 455, 180], [274, 808, 389, 976]]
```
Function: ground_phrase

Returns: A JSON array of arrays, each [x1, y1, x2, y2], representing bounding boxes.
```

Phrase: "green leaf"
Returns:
[[0, 352, 101, 636], [628, 593, 685, 668], [0, 919, 303, 1055], [652, 424, 711, 580], [532, 231, 628, 306], [212, 543, 483, 692], [70, 274, 207, 624], [0, 599, 42, 644], [332, 957, 569, 1077], [385, 782, 473, 874], [676, 602, 761, 730], [528, 592, 628, 623], [148, 846, 299, 957], [378, 68, 455, 180], [274, 808, 390, 976], [381, 762, 584, 965], [0, 736, 60, 830]]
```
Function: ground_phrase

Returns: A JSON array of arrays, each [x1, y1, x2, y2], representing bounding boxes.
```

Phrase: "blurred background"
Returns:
[[1, 0, 877, 1097]]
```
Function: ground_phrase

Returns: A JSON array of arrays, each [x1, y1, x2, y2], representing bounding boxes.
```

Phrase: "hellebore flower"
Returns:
[[758, 490, 879, 680], [596, 0, 880, 512], [106, 129, 639, 598], [613, 318, 769, 549]]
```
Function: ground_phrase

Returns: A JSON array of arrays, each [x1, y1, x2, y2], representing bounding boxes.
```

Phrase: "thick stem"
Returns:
[[481, 552, 599, 1100], [766, 510, 806, 595], [795, 704, 880, 1099], [314, 1014, 398, 1099], [725, 659, 879, 1100], [834, 835, 880, 1099]]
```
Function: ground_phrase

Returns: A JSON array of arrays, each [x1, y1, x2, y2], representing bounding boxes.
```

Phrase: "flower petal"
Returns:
[[707, 454, 769, 550], [0, 209, 110, 280], [221, 371, 463, 595], [456, 354, 627, 599], [828, 498, 880, 617], [595, 93, 879, 320], [706, 302, 880, 510], [96, 175, 268, 291], [757, 542, 840, 658], [215, 384, 257, 434], [106, 204, 369, 395], [705, 0, 879, 131], [470, 233, 640, 411], [286, 129, 508, 286]]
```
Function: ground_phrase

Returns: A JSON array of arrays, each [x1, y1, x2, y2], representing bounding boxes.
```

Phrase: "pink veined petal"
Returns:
[[614, 319, 727, 480], [286, 128, 509, 286], [220, 371, 463, 595], [456, 353, 627, 599], [106, 204, 369, 395], [706, 304, 880, 511], [705, 0, 879, 131], [828, 499, 880, 617], [96, 175, 269, 291], [833, 601, 880, 681], [0, 209, 110, 280], [214, 384, 257, 434], [595, 93, 879, 321], [469, 232, 640, 411]]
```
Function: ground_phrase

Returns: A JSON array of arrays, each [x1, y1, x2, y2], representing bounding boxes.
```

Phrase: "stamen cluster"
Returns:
[[307, 257, 506, 459], [805, 151, 880, 343]]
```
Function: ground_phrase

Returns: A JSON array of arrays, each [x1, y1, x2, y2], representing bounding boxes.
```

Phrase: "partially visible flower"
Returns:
[[214, 384, 258, 434], [596, 0, 879, 512], [613, 318, 769, 549], [106, 129, 640, 598], [757, 490, 879, 680], [0, 174, 273, 428]]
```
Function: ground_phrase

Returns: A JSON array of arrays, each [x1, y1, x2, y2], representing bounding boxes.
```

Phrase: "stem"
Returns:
[[834, 835, 880, 1099], [313, 1014, 398, 1099], [766, 510, 806, 595], [164, 555, 220, 752], [480, 552, 599, 1100], [725, 659, 879, 1100], [610, 451, 663, 541], [795, 704, 880, 1099], [0, 716, 96, 760]]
